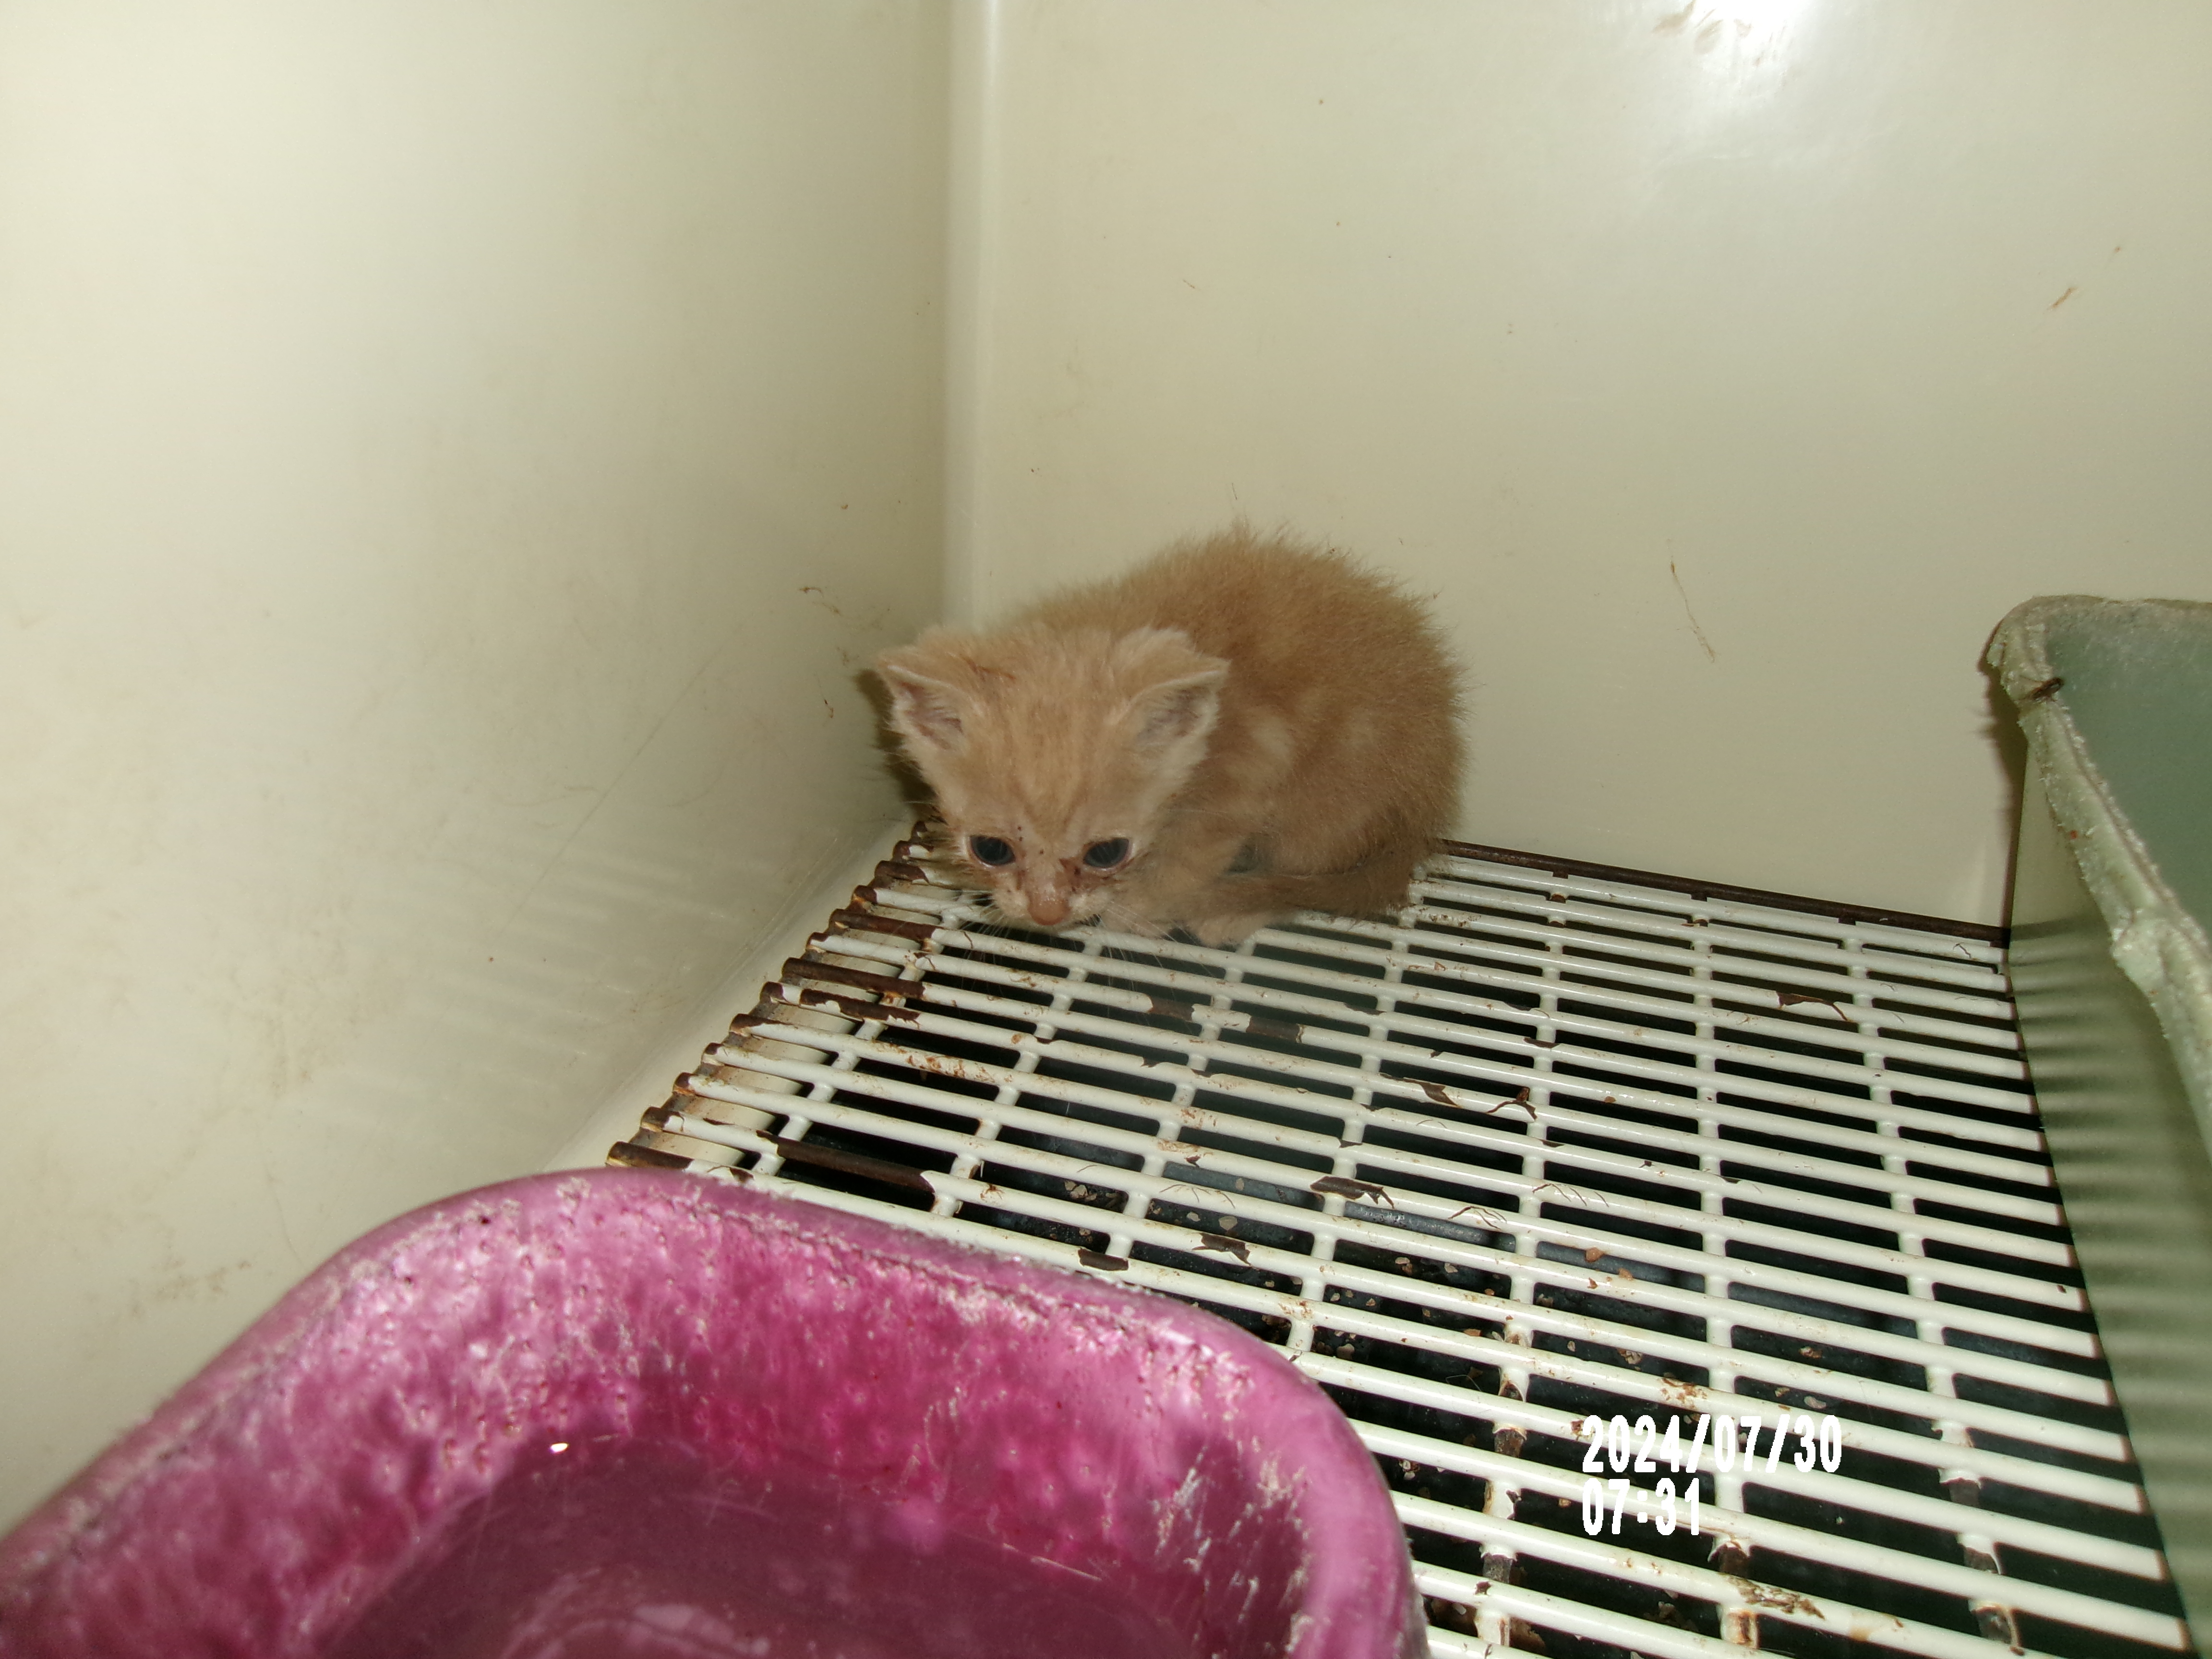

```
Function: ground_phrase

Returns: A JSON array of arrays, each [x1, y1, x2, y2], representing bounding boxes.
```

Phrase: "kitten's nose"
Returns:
[[1027, 891, 1070, 927]]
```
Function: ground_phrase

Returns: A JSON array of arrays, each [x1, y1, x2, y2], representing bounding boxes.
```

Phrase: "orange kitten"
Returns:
[[875, 528, 1463, 945]]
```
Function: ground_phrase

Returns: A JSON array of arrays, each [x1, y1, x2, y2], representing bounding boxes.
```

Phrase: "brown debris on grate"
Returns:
[[613, 826, 2192, 1659]]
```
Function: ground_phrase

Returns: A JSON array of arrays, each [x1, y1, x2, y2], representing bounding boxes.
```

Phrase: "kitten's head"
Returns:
[[875, 624, 1227, 929]]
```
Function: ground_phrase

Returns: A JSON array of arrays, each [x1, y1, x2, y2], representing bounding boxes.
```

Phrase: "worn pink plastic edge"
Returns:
[[0, 1169, 1424, 1658]]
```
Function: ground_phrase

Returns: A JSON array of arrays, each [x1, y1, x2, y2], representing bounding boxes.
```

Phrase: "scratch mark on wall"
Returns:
[[489, 634, 737, 944], [2049, 285, 2079, 310], [1670, 562, 1718, 662]]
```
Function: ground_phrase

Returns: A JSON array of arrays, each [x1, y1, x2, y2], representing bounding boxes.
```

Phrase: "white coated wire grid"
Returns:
[[613, 832, 2191, 1659]]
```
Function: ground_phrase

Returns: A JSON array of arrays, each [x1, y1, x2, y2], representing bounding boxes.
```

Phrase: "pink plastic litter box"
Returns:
[[0, 1169, 1423, 1659]]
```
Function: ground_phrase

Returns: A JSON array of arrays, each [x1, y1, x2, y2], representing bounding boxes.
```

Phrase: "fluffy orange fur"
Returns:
[[875, 529, 1463, 945]]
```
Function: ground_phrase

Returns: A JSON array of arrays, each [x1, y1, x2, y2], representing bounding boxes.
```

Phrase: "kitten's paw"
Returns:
[[1192, 912, 1274, 948]]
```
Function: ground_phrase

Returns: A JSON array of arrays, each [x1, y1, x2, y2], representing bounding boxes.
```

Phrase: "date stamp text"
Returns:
[[1573, 1412, 1844, 1537]]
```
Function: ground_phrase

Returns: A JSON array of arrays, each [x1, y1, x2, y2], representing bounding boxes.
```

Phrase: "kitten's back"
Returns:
[[1021, 528, 1462, 869]]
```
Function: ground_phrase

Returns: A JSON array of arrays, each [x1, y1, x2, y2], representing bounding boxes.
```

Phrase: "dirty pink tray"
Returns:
[[0, 1170, 1424, 1658]]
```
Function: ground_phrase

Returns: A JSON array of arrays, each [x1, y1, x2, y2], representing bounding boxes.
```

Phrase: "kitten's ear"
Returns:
[[1133, 672, 1226, 749], [875, 652, 970, 753], [1117, 630, 1229, 752]]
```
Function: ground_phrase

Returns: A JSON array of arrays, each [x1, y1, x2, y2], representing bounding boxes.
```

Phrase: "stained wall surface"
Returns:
[[947, 0, 2212, 923], [0, 1, 945, 1527]]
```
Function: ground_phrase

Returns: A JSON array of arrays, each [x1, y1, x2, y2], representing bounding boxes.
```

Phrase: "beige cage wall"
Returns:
[[1, 0, 2209, 1535]]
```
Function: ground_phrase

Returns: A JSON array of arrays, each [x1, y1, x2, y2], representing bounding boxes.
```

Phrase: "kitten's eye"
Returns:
[[967, 835, 1015, 867], [1082, 838, 1132, 871]]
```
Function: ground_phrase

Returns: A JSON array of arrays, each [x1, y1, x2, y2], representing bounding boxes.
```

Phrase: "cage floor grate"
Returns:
[[612, 831, 2191, 1659]]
